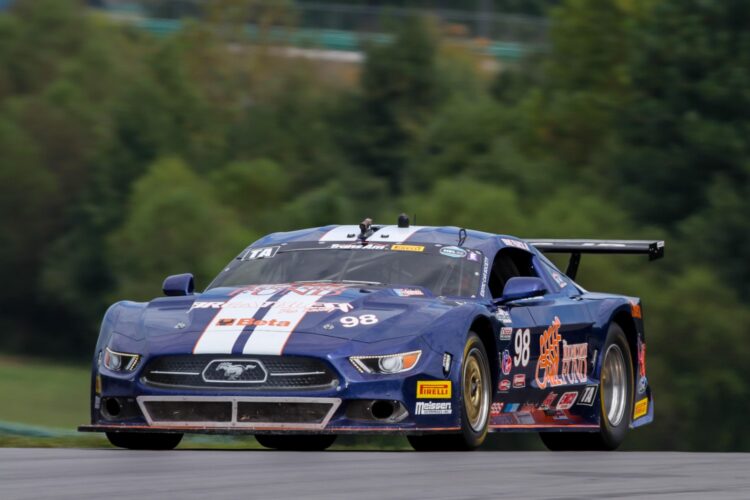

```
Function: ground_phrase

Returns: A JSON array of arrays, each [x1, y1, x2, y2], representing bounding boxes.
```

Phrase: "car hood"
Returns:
[[116, 283, 469, 356]]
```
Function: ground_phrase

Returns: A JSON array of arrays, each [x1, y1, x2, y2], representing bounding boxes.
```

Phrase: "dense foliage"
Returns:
[[1, 0, 748, 451]]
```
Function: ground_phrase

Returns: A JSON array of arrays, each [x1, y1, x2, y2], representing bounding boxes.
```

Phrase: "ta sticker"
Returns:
[[244, 246, 280, 260]]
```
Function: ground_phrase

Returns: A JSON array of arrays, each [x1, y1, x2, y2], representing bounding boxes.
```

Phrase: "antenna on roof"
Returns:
[[458, 228, 467, 247]]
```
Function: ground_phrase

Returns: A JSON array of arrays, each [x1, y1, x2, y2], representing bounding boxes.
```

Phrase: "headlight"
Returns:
[[102, 347, 140, 372], [349, 350, 421, 374]]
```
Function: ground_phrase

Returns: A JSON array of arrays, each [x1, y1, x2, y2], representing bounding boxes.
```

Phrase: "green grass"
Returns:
[[0, 356, 91, 430]]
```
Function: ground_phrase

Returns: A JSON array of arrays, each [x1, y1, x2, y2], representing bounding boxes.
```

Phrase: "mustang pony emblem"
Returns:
[[214, 362, 258, 380]]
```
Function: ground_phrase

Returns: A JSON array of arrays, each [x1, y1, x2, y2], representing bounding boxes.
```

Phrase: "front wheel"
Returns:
[[255, 434, 337, 451], [408, 332, 491, 451], [106, 432, 183, 450], [540, 322, 633, 451]]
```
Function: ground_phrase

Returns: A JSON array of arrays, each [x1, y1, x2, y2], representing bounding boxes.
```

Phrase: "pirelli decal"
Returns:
[[417, 381, 452, 399]]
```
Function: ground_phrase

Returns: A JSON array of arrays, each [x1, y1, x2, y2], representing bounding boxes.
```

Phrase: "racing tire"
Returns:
[[408, 332, 491, 451], [106, 432, 183, 450], [255, 434, 337, 451], [539, 322, 633, 451]]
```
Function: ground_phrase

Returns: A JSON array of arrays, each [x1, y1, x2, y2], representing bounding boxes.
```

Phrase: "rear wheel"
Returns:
[[255, 434, 337, 451], [106, 432, 183, 450], [408, 332, 490, 451], [540, 323, 633, 451]]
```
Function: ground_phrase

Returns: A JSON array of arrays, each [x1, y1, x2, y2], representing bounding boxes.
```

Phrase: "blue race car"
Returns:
[[79, 216, 663, 451]]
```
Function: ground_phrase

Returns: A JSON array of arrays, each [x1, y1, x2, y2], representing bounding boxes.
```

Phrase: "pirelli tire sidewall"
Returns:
[[458, 332, 491, 449], [599, 322, 634, 449]]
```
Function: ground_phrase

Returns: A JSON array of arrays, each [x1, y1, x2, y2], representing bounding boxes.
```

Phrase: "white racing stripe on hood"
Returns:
[[192, 292, 273, 354], [242, 292, 323, 355], [366, 225, 424, 243]]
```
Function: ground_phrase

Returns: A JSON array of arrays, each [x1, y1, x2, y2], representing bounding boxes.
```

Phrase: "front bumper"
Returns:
[[82, 343, 460, 435]]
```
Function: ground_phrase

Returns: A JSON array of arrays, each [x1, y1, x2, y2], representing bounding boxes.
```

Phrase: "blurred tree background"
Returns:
[[0, 0, 748, 451]]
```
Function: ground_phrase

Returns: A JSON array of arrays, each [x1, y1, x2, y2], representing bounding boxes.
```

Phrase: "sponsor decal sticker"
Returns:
[[501, 238, 530, 251], [535, 317, 563, 389], [491, 414, 517, 425], [534, 316, 588, 389], [630, 301, 642, 319], [500, 327, 513, 341], [513, 373, 526, 389], [634, 398, 648, 419], [243, 246, 280, 260], [556, 391, 578, 410], [551, 272, 567, 288], [467, 251, 480, 262], [498, 379, 511, 392], [579, 385, 597, 406], [216, 318, 291, 327], [480, 257, 490, 298], [415, 401, 452, 415], [553, 410, 569, 421], [638, 340, 647, 394], [490, 402, 505, 416], [503, 403, 520, 413], [440, 246, 468, 258], [540, 392, 557, 410], [495, 308, 512, 323], [330, 243, 388, 250], [502, 350, 512, 375], [516, 411, 535, 425], [391, 244, 424, 252], [394, 288, 424, 297], [513, 328, 531, 367], [417, 381, 451, 399], [339, 314, 379, 328]]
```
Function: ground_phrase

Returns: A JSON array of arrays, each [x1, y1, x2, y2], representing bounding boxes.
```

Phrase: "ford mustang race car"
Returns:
[[79, 216, 664, 451]]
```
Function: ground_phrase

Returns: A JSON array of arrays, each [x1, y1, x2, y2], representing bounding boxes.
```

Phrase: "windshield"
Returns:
[[209, 244, 483, 297]]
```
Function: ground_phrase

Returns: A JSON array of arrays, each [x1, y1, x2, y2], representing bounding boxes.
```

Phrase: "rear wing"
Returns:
[[527, 239, 665, 280]]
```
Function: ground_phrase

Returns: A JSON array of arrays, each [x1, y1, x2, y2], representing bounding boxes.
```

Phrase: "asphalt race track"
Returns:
[[1, 448, 749, 499]]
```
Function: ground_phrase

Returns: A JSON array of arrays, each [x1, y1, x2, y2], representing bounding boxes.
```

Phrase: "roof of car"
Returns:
[[248, 225, 529, 254]]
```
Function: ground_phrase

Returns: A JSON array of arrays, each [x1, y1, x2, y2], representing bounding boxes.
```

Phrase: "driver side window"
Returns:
[[488, 248, 537, 298]]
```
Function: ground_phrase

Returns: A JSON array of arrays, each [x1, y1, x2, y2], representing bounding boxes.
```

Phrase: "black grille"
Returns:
[[142, 355, 338, 390], [143, 401, 232, 422], [236, 402, 331, 424]]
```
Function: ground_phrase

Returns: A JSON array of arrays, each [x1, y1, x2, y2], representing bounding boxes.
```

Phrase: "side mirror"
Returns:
[[162, 273, 195, 297], [496, 277, 547, 304]]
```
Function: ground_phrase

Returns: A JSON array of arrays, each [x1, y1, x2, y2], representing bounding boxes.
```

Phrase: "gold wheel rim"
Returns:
[[463, 349, 487, 431]]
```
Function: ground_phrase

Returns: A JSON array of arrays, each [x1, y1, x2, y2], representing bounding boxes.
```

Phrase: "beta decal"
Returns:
[[216, 318, 291, 327], [634, 398, 649, 419], [340, 314, 378, 328], [417, 381, 451, 399], [501, 350, 512, 375], [391, 244, 424, 252], [415, 402, 451, 415], [500, 327, 513, 341], [440, 246, 468, 258], [513, 374, 526, 388], [555, 391, 578, 410], [498, 379, 511, 392], [243, 246, 280, 260]]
